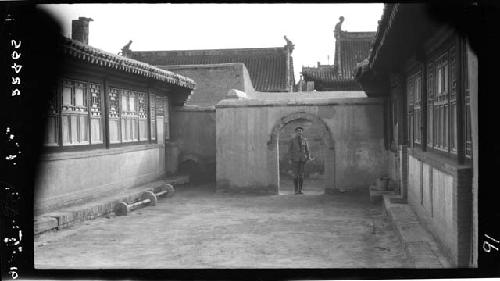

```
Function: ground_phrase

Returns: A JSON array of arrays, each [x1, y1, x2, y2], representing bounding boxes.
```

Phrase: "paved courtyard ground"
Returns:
[[35, 180, 412, 268]]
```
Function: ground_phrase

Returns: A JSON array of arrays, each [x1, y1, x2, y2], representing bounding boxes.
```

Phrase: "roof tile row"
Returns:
[[63, 37, 195, 89], [131, 47, 293, 92]]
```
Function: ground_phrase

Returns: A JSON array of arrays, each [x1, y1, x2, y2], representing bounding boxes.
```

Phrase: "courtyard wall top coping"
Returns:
[[174, 105, 216, 112], [216, 90, 381, 107], [216, 96, 384, 108], [252, 91, 367, 99]]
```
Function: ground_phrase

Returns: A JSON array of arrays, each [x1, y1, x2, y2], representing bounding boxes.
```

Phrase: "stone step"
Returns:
[[34, 176, 187, 235], [369, 185, 395, 203], [382, 193, 450, 268]]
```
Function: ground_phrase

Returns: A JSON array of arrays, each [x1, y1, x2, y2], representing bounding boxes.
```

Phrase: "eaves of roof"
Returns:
[[63, 37, 195, 90]]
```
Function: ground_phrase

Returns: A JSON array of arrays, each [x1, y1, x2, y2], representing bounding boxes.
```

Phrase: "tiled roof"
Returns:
[[335, 31, 376, 79], [302, 65, 339, 82], [301, 65, 362, 91], [354, 4, 440, 81], [353, 4, 441, 97], [130, 47, 293, 92], [339, 31, 377, 40], [62, 37, 195, 89], [363, 4, 399, 73]]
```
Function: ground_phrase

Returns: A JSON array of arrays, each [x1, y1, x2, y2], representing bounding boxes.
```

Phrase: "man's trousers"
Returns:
[[292, 161, 305, 193]]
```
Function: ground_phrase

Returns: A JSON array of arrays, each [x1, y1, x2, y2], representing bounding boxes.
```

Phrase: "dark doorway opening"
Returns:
[[278, 118, 327, 195]]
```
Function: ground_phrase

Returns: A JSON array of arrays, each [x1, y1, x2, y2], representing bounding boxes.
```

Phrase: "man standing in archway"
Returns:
[[288, 127, 311, 195]]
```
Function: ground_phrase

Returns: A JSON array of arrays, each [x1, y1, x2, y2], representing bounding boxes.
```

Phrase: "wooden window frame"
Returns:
[[407, 70, 423, 148], [433, 52, 450, 153], [407, 78, 415, 148], [109, 86, 150, 147], [417, 35, 472, 163], [149, 92, 157, 141], [463, 43, 472, 159], [164, 96, 171, 141], [45, 78, 106, 151], [427, 59, 435, 149], [414, 75, 422, 145], [44, 78, 160, 151]]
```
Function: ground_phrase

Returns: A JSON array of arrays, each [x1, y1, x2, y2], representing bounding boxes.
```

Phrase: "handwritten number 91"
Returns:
[[483, 234, 499, 253]]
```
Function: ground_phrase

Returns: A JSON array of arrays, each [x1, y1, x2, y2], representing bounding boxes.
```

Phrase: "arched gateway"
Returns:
[[267, 112, 335, 193]]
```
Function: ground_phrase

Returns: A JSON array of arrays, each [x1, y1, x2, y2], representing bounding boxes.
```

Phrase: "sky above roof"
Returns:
[[38, 3, 384, 82]]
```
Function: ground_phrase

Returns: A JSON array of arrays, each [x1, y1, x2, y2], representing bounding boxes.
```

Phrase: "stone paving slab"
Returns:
[[34, 184, 413, 268], [406, 241, 443, 268], [389, 205, 420, 225], [398, 222, 433, 243], [382, 194, 450, 268], [34, 175, 188, 235]]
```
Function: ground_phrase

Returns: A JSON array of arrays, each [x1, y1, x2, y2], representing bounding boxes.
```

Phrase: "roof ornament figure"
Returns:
[[334, 16, 345, 39], [118, 40, 133, 57], [284, 35, 295, 52]]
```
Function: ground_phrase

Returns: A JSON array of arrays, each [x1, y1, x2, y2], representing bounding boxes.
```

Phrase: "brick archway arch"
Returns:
[[267, 111, 335, 193]]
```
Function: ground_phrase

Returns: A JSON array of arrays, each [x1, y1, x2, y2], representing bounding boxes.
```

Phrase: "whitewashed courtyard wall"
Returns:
[[216, 95, 388, 194]]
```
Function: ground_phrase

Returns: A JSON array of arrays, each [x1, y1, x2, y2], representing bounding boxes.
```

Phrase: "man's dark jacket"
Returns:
[[288, 136, 310, 162]]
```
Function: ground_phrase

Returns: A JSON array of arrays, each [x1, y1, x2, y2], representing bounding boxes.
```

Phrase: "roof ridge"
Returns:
[[131, 47, 287, 54]]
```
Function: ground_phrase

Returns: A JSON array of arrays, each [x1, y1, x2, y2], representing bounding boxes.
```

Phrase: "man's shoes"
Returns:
[[298, 191, 304, 195]]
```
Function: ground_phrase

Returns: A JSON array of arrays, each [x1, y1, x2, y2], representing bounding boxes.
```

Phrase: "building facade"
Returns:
[[35, 18, 195, 214], [126, 39, 295, 183], [355, 4, 478, 267]]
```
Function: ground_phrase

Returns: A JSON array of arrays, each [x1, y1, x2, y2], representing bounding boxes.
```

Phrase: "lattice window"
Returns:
[[109, 87, 150, 144], [409, 40, 471, 160], [164, 96, 170, 140], [155, 95, 164, 116], [120, 90, 139, 143], [464, 47, 472, 158], [61, 80, 89, 146], [406, 71, 423, 147], [407, 79, 414, 147], [449, 45, 457, 153], [45, 88, 59, 146], [427, 60, 435, 148], [136, 91, 148, 141], [434, 51, 449, 152], [414, 74, 422, 145], [150, 93, 156, 141], [46, 81, 156, 149], [391, 96, 399, 147], [89, 83, 103, 144], [108, 88, 121, 144]]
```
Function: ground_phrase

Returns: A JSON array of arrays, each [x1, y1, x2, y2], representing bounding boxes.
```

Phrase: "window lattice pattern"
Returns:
[[150, 93, 156, 140], [61, 79, 89, 146], [427, 60, 435, 148], [46, 80, 159, 148]]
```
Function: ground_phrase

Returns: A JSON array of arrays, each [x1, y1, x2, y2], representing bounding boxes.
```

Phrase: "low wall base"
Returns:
[[216, 181, 278, 195]]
